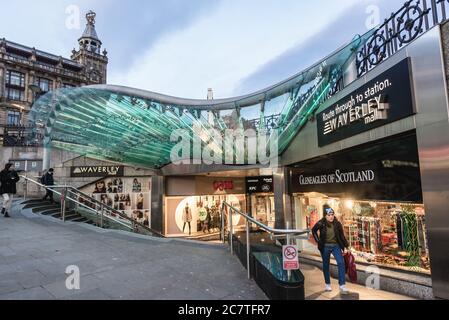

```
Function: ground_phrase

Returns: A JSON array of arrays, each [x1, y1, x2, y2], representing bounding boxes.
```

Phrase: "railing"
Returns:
[[357, 0, 449, 77], [20, 176, 163, 238], [3, 126, 43, 147], [220, 201, 310, 280]]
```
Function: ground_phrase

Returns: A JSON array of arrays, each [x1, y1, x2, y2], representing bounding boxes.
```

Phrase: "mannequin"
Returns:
[[182, 203, 193, 235]]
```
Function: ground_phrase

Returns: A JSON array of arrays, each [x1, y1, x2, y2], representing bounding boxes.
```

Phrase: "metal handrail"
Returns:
[[20, 176, 131, 229], [220, 201, 310, 280], [20, 175, 163, 237]]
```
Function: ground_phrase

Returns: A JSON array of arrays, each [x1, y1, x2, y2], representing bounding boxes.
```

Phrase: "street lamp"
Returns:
[[29, 84, 42, 102]]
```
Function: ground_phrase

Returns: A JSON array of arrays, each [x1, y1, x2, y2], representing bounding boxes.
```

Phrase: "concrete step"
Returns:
[[32, 205, 60, 214], [50, 210, 76, 219], [72, 217, 89, 223], [65, 214, 83, 221], [40, 208, 61, 216], [23, 202, 56, 210]]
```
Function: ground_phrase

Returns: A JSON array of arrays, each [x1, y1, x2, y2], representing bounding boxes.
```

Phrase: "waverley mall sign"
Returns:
[[317, 58, 415, 147], [70, 166, 124, 178]]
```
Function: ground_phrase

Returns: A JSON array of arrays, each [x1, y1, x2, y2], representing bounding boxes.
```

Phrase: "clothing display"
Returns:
[[348, 217, 381, 254]]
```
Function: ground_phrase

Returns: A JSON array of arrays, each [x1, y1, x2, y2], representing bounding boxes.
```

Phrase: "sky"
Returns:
[[0, 0, 405, 99]]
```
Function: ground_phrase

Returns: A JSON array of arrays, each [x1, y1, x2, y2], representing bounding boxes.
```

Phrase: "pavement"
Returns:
[[301, 264, 414, 300], [0, 199, 414, 300]]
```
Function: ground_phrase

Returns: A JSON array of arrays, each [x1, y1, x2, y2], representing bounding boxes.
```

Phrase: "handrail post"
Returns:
[[246, 219, 251, 279], [61, 187, 67, 222], [221, 203, 225, 244], [100, 204, 104, 229], [23, 177, 28, 200], [230, 206, 234, 255]]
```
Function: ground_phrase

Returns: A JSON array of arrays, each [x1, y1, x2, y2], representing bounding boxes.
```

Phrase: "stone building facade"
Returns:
[[0, 11, 107, 146]]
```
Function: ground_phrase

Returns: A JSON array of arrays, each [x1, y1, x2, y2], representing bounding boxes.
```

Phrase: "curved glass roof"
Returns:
[[30, 33, 372, 169]]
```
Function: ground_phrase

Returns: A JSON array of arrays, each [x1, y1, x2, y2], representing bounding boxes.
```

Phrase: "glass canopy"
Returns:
[[30, 33, 372, 169]]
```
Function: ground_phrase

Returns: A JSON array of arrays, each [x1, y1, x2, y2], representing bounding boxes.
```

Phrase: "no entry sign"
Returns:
[[283, 244, 299, 270]]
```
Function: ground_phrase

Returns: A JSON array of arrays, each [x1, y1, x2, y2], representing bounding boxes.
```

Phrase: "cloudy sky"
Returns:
[[0, 0, 404, 98]]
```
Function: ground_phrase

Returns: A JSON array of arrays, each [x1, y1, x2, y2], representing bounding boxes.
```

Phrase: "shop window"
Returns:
[[165, 195, 246, 237], [294, 193, 430, 274]]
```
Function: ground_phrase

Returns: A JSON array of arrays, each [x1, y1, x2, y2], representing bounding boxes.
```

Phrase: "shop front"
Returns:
[[164, 176, 247, 238], [246, 176, 276, 229], [290, 132, 430, 275]]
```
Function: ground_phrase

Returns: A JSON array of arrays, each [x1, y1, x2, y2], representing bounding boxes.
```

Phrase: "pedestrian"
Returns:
[[42, 168, 55, 204], [0, 163, 20, 218], [312, 204, 350, 295]]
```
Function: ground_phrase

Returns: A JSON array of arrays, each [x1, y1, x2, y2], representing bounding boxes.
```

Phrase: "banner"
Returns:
[[317, 58, 415, 147]]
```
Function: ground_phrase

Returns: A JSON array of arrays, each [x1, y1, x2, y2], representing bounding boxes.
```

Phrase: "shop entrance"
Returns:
[[294, 192, 430, 274], [249, 194, 275, 229]]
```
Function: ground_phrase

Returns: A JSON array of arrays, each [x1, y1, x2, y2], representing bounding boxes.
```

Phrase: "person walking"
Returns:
[[312, 204, 350, 295], [0, 163, 20, 218], [42, 168, 55, 204]]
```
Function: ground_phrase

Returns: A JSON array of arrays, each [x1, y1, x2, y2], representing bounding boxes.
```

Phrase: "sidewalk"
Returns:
[[0, 201, 414, 300], [301, 264, 414, 300], [0, 202, 266, 300]]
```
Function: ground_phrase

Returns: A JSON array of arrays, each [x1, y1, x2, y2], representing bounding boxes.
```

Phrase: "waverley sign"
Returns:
[[317, 58, 415, 147], [70, 166, 124, 177]]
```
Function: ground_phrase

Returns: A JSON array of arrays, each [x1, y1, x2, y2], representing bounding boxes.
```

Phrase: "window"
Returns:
[[6, 70, 25, 87], [62, 83, 75, 88], [7, 88, 24, 101], [37, 78, 53, 93], [7, 110, 21, 126]]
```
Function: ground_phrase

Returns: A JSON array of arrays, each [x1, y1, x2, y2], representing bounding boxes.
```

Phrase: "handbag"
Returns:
[[344, 252, 358, 283]]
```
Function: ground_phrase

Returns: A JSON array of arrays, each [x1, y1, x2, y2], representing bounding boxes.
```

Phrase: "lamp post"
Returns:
[[29, 84, 50, 170]]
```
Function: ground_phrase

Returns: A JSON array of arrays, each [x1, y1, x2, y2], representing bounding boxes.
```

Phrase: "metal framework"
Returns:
[[357, 0, 449, 76], [30, 33, 367, 169]]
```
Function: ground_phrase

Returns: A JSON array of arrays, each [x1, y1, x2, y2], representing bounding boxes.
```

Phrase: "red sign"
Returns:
[[283, 245, 299, 270], [213, 181, 234, 191]]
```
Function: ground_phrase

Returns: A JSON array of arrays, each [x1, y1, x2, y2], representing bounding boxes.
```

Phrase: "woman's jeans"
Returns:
[[2, 194, 13, 212], [321, 244, 346, 286]]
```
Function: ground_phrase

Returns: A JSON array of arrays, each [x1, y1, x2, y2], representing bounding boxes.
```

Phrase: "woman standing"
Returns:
[[312, 204, 350, 295]]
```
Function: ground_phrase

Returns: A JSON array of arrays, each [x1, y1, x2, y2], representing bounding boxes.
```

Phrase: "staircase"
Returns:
[[21, 199, 96, 226]]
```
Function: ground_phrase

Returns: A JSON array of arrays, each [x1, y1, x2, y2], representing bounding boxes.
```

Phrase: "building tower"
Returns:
[[71, 11, 108, 84]]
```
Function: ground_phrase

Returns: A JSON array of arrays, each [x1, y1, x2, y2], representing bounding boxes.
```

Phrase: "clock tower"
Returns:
[[71, 11, 108, 84]]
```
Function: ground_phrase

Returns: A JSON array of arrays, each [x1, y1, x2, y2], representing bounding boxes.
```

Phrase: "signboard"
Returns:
[[246, 176, 274, 194], [290, 133, 423, 202], [283, 244, 299, 270], [195, 177, 246, 195], [70, 166, 124, 178], [213, 181, 234, 191], [317, 58, 415, 147]]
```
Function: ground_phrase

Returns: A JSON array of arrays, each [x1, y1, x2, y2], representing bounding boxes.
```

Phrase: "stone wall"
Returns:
[[1, 146, 159, 197]]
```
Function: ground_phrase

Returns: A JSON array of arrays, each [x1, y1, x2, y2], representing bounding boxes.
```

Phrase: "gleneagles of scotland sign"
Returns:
[[317, 58, 415, 147]]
